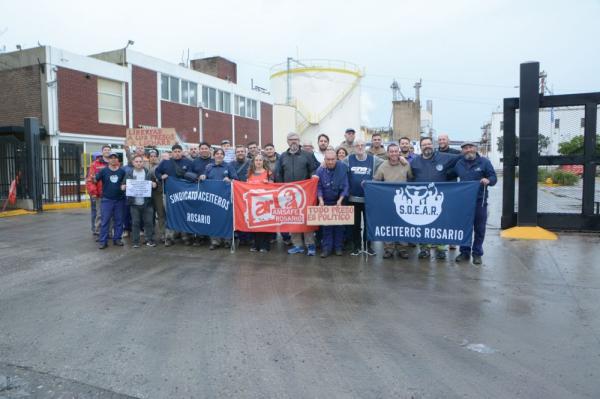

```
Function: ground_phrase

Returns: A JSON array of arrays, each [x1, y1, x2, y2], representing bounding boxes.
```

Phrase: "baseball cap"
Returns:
[[108, 152, 118, 158], [345, 128, 356, 134], [221, 139, 231, 145], [460, 141, 477, 148]]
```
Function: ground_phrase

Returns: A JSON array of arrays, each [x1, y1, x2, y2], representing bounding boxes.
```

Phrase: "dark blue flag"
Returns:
[[164, 178, 233, 238], [365, 181, 480, 246]]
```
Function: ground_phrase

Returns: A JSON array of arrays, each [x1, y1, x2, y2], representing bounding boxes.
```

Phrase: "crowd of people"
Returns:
[[86, 129, 496, 264]]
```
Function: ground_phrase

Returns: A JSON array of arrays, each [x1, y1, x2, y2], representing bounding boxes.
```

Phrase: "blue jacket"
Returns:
[[316, 162, 349, 203], [230, 159, 250, 182], [204, 162, 238, 181], [192, 156, 212, 175], [454, 154, 497, 203], [154, 158, 193, 179], [410, 151, 459, 182]]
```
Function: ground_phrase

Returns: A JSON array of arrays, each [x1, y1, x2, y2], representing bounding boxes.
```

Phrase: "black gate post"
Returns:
[[24, 117, 43, 211], [501, 98, 518, 229], [582, 103, 597, 217], [517, 62, 540, 226]]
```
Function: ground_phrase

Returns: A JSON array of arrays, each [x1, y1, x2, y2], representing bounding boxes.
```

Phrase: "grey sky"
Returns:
[[2, 0, 599, 140]]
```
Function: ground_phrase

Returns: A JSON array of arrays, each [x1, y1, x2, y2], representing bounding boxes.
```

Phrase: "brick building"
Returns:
[[0, 46, 273, 159]]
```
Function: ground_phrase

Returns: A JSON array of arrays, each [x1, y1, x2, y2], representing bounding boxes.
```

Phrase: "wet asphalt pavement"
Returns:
[[1, 201, 599, 398]]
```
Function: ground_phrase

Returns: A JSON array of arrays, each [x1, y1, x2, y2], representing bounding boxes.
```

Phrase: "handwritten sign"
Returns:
[[126, 179, 152, 198], [126, 128, 177, 147], [307, 206, 354, 225]]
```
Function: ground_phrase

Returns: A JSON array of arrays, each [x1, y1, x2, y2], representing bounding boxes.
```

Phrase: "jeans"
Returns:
[[99, 198, 125, 244], [351, 202, 370, 250], [130, 204, 155, 244], [321, 225, 345, 252], [253, 233, 271, 250], [460, 203, 488, 256], [291, 232, 315, 247], [90, 198, 97, 233]]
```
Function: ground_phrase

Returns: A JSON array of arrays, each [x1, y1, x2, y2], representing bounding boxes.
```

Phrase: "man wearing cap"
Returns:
[[338, 128, 357, 155], [453, 142, 497, 265], [154, 144, 194, 246], [410, 136, 460, 260], [86, 145, 111, 236], [368, 133, 388, 160], [94, 152, 127, 249]]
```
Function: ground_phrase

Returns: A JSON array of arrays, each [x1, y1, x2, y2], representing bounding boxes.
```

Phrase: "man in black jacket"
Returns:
[[275, 132, 318, 256]]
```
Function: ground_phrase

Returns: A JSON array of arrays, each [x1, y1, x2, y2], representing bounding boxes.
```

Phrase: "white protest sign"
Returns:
[[126, 179, 152, 198]]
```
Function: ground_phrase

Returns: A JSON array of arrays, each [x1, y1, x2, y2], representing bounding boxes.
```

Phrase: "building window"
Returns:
[[218, 90, 231, 113], [181, 80, 189, 104], [554, 118, 560, 129], [581, 117, 585, 128], [169, 76, 179, 102], [500, 121, 504, 131], [235, 95, 246, 117], [189, 82, 198, 106], [98, 78, 125, 125], [161, 75, 169, 100], [202, 86, 217, 110], [247, 98, 257, 119]]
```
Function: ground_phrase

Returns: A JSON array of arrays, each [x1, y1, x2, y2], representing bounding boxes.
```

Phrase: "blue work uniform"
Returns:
[[316, 162, 349, 253]]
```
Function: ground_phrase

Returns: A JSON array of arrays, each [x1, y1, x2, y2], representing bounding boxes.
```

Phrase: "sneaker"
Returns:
[[250, 247, 258, 252], [283, 238, 293, 246], [98, 243, 108, 249], [122, 231, 129, 238], [307, 245, 316, 256], [350, 248, 361, 256], [365, 247, 376, 256], [398, 250, 409, 259], [418, 250, 430, 259], [335, 249, 343, 256], [209, 244, 218, 250], [455, 253, 471, 263], [288, 246, 304, 254], [146, 241, 157, 247], [113, 240, 124, 246], [472, 255, 482, 265], [132, 243, 140, 248], [435, 250, 447, 260], [320, 251, 330, 258], [259, 248, 269, 253], [383, 250, 394, 259], [164, 239, 173, 247]]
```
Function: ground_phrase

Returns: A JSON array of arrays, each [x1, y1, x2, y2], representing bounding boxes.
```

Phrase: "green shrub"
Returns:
[[537, 168, 552, 182], [550, 170, 579, 186]]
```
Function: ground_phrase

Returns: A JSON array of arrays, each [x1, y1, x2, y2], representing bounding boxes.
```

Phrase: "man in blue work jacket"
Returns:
[[410, 136, 460, 260], [453, 142, 497, 265]]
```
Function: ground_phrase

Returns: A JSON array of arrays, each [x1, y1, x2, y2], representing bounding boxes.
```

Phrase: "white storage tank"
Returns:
[[270, 59, 363, 151]]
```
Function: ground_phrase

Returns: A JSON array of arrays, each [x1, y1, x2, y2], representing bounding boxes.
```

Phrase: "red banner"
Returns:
[[233, 179, 318, 233]]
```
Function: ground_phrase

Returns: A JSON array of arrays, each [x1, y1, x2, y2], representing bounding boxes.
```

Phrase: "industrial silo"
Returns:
[[270, 59, 363, 150]]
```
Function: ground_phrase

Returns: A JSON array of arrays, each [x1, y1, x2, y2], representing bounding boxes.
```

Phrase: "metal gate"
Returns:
[[41, 143, 83, 203], [0, 137, 28, 204], [501, 62, 600, 231]]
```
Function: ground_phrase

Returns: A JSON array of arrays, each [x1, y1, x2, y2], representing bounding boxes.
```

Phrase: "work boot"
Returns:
[[435, 250, 447, 260], [455, 253, 471, 263], [472, 255, 482, 265], [383, 250, 394, 259], [398, 249, 409, 259], [320, 250, 330, 258], [335, 248, 343, 256], [287, 246, 304, 254], [113, 240, 124, 246]]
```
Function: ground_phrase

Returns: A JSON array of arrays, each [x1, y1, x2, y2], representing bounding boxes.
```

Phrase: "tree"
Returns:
[[496, 134, 550, 154], [557, 135, 600, 155]]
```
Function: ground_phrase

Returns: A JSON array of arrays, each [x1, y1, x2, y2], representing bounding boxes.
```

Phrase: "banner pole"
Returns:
[[230, 181, 235, 254], [162, 177, 167, 246]]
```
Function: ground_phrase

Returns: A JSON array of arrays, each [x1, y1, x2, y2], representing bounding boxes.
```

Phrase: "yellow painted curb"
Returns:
[[43, 202, 90, 211], [0, 209, 36, 218], [501, 226, 558, 240]]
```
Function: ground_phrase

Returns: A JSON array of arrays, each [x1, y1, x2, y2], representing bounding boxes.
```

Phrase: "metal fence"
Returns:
[[40, 143, 82, 203], [0, 139, 28, 202]]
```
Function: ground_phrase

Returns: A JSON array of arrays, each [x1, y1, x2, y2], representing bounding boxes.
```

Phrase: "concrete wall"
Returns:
[[392, 100, 421, 141]]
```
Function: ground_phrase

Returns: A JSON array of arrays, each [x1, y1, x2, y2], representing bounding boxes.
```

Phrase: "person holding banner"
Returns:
[[201, 148, 238, 250], [247, 153, 273, 252], [232, 145, 250, 182], [410, 136, 460, 260], [155, 144, 194, 246], [316, 149, 349, 258], [94, 152, 126, 249], [275, 132, 319, 256], [373, 143, 412, 259], [148, 150, 166, 242], [343, 139, 383, 256], [122, 155, 157, 248], [453, 142, 497, 265]]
